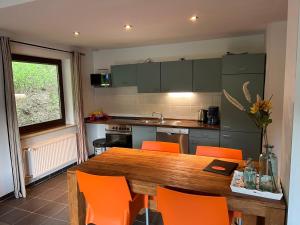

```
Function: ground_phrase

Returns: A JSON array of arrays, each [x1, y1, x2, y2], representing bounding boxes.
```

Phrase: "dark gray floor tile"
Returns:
[[133, 221, 145, 225], [0, 204, 14, 217], [0, 222, 9, 225], [53, 192, 68, 205], [37, 188, 66, 201], [52, 206, 69, 222], [0, 208, 30, 224], [14, 213, 47, 225], [35, 201, 65, 218], [41, 218, 69, 225], [17, 198, 49, 212]]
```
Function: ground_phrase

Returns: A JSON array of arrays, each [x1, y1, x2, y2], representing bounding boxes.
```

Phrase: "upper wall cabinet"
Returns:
[[161, 60, 193, 92], [222, 54, 266, 75], [111, 64, 137, 87], [137, 62, 161, 93], [193, 58, 221, 92]]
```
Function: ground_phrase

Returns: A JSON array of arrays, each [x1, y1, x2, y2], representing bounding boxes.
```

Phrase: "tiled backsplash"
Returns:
[[92, 87, 221, 120]]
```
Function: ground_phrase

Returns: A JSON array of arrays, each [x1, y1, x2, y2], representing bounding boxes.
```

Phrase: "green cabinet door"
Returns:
[[111, 64, 137, 87], [221, 74, 264, 133], [189, 129, 220, 154], [132, 126, 156, 149], [220, 131, 262, 160], [137, 62, 161, 93], [222, 54, 266, 75], [161, 60, 193, 92], [193, 58, 221, 92]]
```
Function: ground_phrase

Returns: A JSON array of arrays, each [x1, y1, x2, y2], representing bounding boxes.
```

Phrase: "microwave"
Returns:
[[90, 73, 111, 87]]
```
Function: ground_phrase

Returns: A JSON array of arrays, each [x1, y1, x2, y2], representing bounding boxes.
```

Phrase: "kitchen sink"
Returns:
[[140, 119, 166, 124]]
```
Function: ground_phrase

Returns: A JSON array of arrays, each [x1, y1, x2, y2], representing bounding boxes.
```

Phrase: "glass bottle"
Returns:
[[243, 158, 257, 189], [259, 145, 278, 192]]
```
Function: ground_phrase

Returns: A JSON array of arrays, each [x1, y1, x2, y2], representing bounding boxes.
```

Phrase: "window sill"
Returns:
[[20, 124, 77, 140]]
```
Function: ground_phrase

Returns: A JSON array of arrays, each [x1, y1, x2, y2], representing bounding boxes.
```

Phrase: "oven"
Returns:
[[105, 124, 132, 148]]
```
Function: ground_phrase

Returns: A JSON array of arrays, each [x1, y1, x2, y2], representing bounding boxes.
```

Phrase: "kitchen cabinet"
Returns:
[[193, 58, 221, 92], [220, 131, 262, 160], [222, 54, 266, 75], [137, 62, 161, 93], [189, 129, 220, 154], [132, 126, 156, 149], [111, 64, 137, 87], [161, 60, 193, 92], [221, 73, 265, 132]]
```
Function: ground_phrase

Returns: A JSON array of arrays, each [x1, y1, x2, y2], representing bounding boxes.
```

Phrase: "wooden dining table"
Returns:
[[67, 148, 286, 225]]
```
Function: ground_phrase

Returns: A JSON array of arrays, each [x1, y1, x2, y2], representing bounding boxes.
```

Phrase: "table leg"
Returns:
[[264, 209, 285, 225], [243, 215, 257, 225], [68, 172, 85, 225]]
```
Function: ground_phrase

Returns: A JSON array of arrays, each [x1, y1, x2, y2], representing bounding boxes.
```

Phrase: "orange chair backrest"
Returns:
[[196, 146, 243, 160], [157, 186, 230, 225], [141, 141, 180, 153], [76, 171, 132, 225]]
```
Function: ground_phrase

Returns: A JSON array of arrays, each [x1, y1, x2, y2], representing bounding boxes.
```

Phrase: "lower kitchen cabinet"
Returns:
[[132, 126, 156, 149], [220, 131, 262, 160], [189, 129, 220, 155]]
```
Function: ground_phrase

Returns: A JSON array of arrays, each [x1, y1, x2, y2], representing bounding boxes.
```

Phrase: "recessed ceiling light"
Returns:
[[190, 16, 199, 22], [73, 31, 80, 37], [124, 24, 133, 31]]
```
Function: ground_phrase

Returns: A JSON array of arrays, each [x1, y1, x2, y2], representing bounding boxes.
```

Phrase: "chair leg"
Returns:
[[145, 208, 150, 225]]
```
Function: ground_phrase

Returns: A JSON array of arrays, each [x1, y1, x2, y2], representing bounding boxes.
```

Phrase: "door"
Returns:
[[222, 54, 266, 75], [221, 74, 265, 132], [161, 60, 193, 92], [132, 126, 156, 149], [193, 58, 221, 92], [189, 129, 220, 154], [220, 131, 262, 160], [111, 64, 137, 87], [137, 62, 161, 93]]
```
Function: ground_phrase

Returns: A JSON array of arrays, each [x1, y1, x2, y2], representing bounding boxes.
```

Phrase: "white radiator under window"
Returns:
[[24, 134, 78, 179]]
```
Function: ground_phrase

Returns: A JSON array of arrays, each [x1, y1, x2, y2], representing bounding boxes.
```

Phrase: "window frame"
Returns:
[[12, 54, 66, 134]]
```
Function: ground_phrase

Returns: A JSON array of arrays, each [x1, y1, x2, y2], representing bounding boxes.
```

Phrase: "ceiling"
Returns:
[[0, 0, 287, 49]]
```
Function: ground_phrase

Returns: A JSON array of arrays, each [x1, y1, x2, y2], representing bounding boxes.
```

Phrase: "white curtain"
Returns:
[[0, 36, 26, 198], [72, 51, 88, 163]]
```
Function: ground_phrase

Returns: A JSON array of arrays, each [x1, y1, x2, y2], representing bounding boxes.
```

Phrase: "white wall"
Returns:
[[284, 0, 300, 223], [265, 21, 287, 172], [84, 34, 265, 118]]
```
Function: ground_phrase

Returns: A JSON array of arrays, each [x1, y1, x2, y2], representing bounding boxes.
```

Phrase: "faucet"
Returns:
[[152, 112, 164, 122]]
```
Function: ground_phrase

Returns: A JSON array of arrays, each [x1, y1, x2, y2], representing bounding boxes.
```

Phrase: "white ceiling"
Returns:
[[0, 0, 287, 49]]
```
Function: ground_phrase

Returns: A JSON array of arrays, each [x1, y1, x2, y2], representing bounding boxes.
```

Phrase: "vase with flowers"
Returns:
[[223, 81, 278, 193]]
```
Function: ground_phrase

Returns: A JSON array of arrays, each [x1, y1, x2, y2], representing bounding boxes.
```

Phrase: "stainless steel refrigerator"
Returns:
[[0, 73, 14, 197]]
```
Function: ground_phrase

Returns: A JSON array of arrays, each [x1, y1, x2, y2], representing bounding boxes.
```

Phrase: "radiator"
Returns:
[[24, 134, 78, 179]]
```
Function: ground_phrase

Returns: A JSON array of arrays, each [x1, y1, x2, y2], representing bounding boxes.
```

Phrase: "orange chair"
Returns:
[[196, 146, 243, 225], [141, 141, 180, 225], [196, 146, 243, 160], [156, 186, 230, 225], [141, 141, 180, 153], [76, 171, 145, 225]]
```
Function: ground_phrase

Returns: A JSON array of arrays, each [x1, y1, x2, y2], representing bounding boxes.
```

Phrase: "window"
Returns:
[[12, 54, 65, 133]]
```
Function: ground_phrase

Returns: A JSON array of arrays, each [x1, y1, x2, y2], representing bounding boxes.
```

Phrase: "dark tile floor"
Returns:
[[0, 172, 162, 225]]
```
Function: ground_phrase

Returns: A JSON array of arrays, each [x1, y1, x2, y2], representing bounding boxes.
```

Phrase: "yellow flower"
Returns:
[[262, 100, 272, 112], [250, 102, 259, 114]]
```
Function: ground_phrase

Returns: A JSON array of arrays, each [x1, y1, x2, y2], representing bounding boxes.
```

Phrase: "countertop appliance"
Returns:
[[105, 124, 132, 148], [207, 106, 219, 125], [198, 109, 208, 123], [156, 127, 189, 154], [90, 73, 111, 87]]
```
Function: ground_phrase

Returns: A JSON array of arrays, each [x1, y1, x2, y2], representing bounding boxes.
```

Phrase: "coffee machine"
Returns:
[[207, 106, 219, 125]]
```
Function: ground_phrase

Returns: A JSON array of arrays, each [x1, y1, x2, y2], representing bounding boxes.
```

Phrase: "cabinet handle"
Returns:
[[223, 125, 231, 129], [239, 67, 246, 71], [222, 134, 231, 138]]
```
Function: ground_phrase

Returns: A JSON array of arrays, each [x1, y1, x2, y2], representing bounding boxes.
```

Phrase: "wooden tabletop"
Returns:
[[68, 148, 285, 210]]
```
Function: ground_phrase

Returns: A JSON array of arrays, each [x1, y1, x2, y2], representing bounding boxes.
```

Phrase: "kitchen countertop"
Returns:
[[85, 116, 220, 130]]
